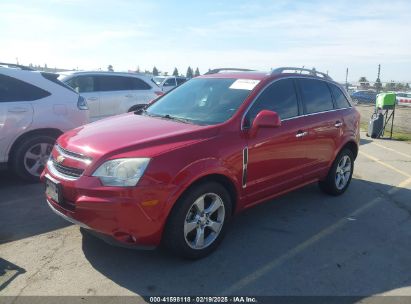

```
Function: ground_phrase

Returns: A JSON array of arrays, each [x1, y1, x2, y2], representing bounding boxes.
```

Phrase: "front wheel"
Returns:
[[319, 149, 354, 196], [163, 182, 232, 259]]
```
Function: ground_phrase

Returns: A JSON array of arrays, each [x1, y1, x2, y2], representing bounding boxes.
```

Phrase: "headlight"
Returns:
[[92, 158, 150, 187]]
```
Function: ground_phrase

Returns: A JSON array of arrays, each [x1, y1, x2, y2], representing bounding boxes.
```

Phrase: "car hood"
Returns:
[[57, 113, 216, 160]]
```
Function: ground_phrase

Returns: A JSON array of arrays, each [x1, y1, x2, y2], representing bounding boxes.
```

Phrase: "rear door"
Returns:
[[0, 74, 37, 162], [65, 75, 100, 120], [296, 78, 343, 180], [96, 75, 133, 118], [244, 78, 309, 203], [127, 76, 156, 108]]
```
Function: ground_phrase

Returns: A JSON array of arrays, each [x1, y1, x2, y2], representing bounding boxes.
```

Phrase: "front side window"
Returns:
[[65, 76, 95, 93], [298, 78, 334, 114], [176, 78, 187, 85], [244, 79, 299, 128], [330, 84, 351, 109], [0, 74, 50, 102], [145, 78, 254, 125], [164, 78, 176, 86]]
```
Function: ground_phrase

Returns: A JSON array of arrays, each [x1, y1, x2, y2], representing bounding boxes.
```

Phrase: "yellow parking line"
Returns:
[[359, 151, 411, 178], [371, 142, 411, 159], [222, 177, 411, 295]]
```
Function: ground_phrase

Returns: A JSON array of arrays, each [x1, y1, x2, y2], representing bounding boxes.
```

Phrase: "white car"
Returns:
[[59, 71, 163, 121], [0, 63, 89, 180], [152, 76, 187, 92], [396, 92, 411, 106]]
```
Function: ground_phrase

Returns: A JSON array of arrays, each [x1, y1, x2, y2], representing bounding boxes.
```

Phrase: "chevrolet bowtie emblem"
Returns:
[[56, 155, 65, 163]]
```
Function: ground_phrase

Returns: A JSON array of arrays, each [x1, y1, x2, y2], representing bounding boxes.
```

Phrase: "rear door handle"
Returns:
[[335, 121, 343, 128], [125, 94, 134, 98], [296, 130, 308, 138]]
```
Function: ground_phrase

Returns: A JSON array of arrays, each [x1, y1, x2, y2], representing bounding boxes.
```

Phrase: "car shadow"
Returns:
[[81, 178, 411, 299], [0, 169, 70, 244], [0, 258, 26, 292]]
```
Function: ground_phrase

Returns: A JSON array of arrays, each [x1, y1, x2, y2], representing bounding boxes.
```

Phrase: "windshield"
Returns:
[[153, 76, 166, 85], [145, 78, 255, 126]]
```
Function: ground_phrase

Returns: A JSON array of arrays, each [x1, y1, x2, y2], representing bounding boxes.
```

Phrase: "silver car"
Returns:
[[60, 71, 163, 121]]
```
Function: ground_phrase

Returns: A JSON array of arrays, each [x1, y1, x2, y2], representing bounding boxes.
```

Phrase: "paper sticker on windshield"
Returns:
[[229, 79, 260, 90]]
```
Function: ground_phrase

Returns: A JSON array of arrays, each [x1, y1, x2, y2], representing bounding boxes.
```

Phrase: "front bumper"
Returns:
[[42, 169, 175, 248]]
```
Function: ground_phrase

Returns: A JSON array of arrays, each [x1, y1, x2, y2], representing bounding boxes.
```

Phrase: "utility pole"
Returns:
[[345, 68, 349, 91], [376, 64, 381, 93]]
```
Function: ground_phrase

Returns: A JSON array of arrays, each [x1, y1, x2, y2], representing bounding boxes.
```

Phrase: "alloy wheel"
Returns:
[[335, 155, 352, 190], [184, 193, 225, 250], [23, 143, 53, 177]]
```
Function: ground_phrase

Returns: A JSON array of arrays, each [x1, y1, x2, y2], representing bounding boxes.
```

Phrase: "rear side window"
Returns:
[[330, 84, 351, 109], [245, 78, 299, 127], [0, 74, 51, 102], [96, 76, 130, 91], [129, 77, 151, 90], [298, 79, 334, 114]]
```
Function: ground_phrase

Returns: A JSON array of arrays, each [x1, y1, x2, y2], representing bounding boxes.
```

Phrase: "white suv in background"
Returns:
[[59, 71, 163, 121], [153, 76, 187, 92], [0, 63, 89, 180]]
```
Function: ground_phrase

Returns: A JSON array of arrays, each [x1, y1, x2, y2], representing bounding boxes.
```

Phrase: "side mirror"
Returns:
[[250, 110, 281, 136]]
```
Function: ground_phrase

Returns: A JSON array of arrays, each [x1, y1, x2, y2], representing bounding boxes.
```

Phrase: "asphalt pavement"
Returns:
[[1, 132, 410, 302]]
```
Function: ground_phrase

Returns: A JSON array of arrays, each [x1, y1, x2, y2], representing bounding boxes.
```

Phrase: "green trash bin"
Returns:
[[376, 92, 396, 109]]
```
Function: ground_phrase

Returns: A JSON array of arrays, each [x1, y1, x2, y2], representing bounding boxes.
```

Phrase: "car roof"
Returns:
[[61, 71, 151, 78], [199, 71, 270, 80]]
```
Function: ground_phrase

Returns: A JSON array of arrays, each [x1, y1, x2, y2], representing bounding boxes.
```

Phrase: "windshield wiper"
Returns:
[[161, 114, 193, 124], [135, 110, 192, 124]]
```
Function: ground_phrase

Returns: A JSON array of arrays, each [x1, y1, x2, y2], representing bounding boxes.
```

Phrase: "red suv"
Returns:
[[42, 67, 360, 259]]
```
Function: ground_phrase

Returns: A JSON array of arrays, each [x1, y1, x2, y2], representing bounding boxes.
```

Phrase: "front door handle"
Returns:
[[125, 94, 134, 98], [296, 130, 308, 138], [87, 97, 98, 101], [8, 107, 28, 113], [335, 121, 343, 128]]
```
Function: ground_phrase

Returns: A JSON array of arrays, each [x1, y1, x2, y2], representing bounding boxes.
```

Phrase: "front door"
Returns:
[[243, 78, 309, 204]]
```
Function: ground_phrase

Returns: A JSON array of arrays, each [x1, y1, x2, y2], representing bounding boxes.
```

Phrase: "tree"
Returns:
[[194, 67, 200, 77], [152, 66, 159, 76], [359, 77, 369, 89], [396, 83, 405, 91], [172, 67, 179, 76], [405, 83, 410, 91], [186, 66, 193, 78], [385, 81, 396, 92], [107, 65, 114, 72]]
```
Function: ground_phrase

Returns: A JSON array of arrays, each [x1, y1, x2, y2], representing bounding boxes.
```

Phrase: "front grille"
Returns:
[[56, 144, 92, 163], [51, 158, 84, 178]]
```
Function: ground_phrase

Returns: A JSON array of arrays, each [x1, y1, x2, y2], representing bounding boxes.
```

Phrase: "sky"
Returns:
[[1, 0, 410, 82]]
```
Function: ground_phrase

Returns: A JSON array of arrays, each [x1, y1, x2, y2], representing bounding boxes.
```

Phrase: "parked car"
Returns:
[[350, 90, 377, 104], [42, 67, 360, 259], [0, 63, 89, 180], [59, 71, 163, 121], [153, 76, 188, 92], [396, 92, 411, 106]]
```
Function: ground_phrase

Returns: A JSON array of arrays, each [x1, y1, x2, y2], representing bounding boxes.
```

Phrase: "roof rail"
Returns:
[[271, 67, 332, 80], [0, 62, 35, 71], [204, 68, 255, 75]]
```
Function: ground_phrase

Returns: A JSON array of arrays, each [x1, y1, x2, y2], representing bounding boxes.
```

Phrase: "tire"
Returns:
[[163, 182, 232, 259], [128, 104, 146, 112], [10, 134, 56, 181], [319, 149, 354, 196]]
